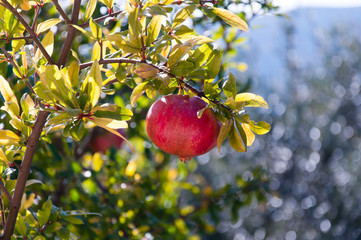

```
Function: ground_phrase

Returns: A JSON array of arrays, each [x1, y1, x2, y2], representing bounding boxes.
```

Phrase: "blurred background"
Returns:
[[208, 1, 361, 239]]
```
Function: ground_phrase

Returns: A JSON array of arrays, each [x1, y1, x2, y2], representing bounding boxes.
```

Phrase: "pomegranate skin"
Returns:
[[145, 95, 221, 159], [91, 129, 125, 153]]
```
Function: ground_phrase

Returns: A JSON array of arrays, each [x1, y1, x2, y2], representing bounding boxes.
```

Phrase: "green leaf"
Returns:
[[85, 0, 97, 22], [187, 43, 212, 70], [235, 93, 268, 108], [15, 214, 27, 236], [205, 49, 221, 79], [0, 75, 20, 117], [213, 7, 248, 31], [64, 215, 83, 225], [228, 122, 246, 152], [170, 60, 194, 76], [33, 236, 46, 240], [36, 18, 62, 35], [204, 81, 219, 100], [70, 120, 85, 141], [217, 119, 233, 153], [89, 18, 102, 40], [20, 93, 35, 118], [146, 15, 164, 46], [38, 199, 52, 227], [44, 222, 61, 234], [130, 81, 148, 107], [57, 227, 70, 240], [92, 104, 133, 121], [172, 5, 196, 29], [223, 72, 237, 99], [249, 121, 271, 135]]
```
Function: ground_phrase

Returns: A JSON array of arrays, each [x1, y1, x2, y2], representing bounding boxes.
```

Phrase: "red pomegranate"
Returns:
[[91, 129, 125, 153], [145, 95, 221, 162]]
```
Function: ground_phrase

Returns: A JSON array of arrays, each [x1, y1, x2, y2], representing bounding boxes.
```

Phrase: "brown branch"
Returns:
[[0, 181, 11, 203], [52, 0, 71, 24], [0, 36, 32, 41], [80, 10, 124, 28], [1, 47, 18, 69], [0, 0, 56, 65], [2, 111, 49, 240], [79, 57, 141, 69], [31, 5, 40, 31], [57, 0, 82, 67]]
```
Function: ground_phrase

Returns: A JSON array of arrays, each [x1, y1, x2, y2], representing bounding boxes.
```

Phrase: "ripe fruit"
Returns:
[[91, 128, 125, 153], [145, 95, 221, 162]]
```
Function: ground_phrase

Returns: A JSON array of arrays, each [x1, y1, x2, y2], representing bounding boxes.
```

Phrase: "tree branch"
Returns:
[[0, 0, 56, 65], [79, 57, 141, 69], [52, 0, 71, 24], [0, 181, 11, 204], [2, 111, 49, 240], [57, 0, 82, 67]]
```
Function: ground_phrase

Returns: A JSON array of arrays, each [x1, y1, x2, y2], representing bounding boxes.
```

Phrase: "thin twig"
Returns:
[[31, 5, 40, 31], [0, 36, 32, 41], [52, 0, 71, 24], [0, 47, 18, 70], [0, 0, 56, 65], [80, 10, 124, 28], [0, 181, 11, 203], [79, 57, 141, 69]]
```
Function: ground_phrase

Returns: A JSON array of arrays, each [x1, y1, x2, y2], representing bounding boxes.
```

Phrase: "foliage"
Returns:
[[0, 0, 277, 239]]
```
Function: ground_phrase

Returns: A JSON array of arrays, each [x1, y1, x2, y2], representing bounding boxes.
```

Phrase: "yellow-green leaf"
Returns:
[[146, 15, 164, 46], [89, 18, 102, 40], [172, 5, 195, 29], [0, 130, 21, 146], [223, 72, 237, 99], [90, 117, 134, 153], [36, 18, 62, 35], [130, 81, 148, 107], [81, 60, 102, 109], [235, 93, 268, 108], [228, 123, 246, 152], [128, 8, 141, 48], [0, 76, 20, 117], [35, 30, 54, 62], [217, 119, 233, 153], [67, 62, 79, 88], [242, 123, 255, 146], [249, 121, 271, 135], [0, 147, 10, 164], [213, 7, 248, 31], [85, 0, 97, 22], [106, 33, 140, 53]]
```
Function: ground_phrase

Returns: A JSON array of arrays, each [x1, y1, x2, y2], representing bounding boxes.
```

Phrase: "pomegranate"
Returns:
[[91, 128, 125, 153], [145, 95, 221, 162]]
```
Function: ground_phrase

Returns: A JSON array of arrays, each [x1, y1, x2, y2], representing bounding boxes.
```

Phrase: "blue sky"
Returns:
[[274, 0, 361, 11]]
